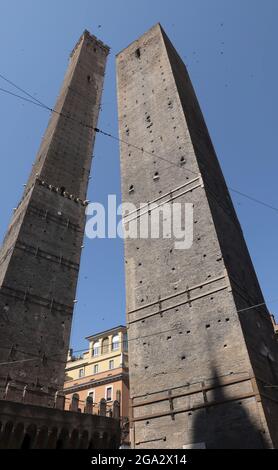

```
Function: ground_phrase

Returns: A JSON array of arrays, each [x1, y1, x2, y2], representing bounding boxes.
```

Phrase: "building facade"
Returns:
[[0, 30, 120, 449], [64, 326, 129, 442], [116, 24, 278, 449], [0, 29, 109, 400]]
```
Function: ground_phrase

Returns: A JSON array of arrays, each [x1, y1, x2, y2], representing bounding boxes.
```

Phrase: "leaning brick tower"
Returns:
[[0, 31, 109, 401], [117, 24, 278, 449]]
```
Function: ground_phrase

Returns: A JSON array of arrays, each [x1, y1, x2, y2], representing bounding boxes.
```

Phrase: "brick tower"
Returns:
[[0, 31, 109, 402], [117, 24, 278, 449]]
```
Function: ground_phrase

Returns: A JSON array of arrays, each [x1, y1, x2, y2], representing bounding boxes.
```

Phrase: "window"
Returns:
[[123, 333, 128, 352], [109, 360, 114, 370], [92, 341, 100, 357], [88, 390, 95, 402], [112, 335, 119, 351], [102, 337, 109, 354], [79, 368, 84, 378], [106, 386, 113, 401], [135, 48, 141, 59], [93, 364, 99, 374]]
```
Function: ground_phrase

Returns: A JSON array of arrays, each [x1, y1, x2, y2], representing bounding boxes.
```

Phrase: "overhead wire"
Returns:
[[0, 73, 277, 372], [0, 71, 277, 213]]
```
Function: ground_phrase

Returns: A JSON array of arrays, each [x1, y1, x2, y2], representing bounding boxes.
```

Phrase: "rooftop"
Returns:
[[85, 325, 126, 342]]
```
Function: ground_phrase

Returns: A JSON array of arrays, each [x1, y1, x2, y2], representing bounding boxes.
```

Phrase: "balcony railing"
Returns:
[[92, 344, 123, 357]]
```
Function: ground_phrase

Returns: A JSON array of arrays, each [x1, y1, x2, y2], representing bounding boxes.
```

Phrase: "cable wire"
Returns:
[[0, 72, 278, 213]]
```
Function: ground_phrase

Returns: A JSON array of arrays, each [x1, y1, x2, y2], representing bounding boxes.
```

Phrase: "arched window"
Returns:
[[112, 335, 119, 351], [102, 337, 109, 354], [92, 341, 100, 357]]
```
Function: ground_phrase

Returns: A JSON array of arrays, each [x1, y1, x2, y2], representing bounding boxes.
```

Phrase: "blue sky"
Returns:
[[0, 0, 277, 352]]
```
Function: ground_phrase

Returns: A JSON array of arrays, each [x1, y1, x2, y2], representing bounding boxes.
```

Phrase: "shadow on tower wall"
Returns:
[[191, 367, 268, 449]]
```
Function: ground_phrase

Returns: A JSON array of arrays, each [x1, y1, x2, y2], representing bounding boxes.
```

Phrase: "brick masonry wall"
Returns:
[[117, 24, 278, 448], [0, 31, 109, 400]]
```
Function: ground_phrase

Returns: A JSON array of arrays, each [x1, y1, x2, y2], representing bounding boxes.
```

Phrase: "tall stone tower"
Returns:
[[117, 24, 278, 449], [0, 31, 109, 401]]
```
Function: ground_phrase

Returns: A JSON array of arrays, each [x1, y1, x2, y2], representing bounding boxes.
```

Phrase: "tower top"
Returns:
[[116, 22, 163, 57], [70, 29, 110, 58]]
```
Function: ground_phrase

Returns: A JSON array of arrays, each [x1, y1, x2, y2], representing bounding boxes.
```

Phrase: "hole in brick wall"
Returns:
[[224, 344, 227, 348], [187, 330, 190, 334], [167, 336, 172, 340], [146, 421, 150, 425], [139, 281, 142, 284], [125, 129, 129, 136], [141, 299, 144, 303], [175, 308, 179, 312], [145, 366, 148, 370], [129, 185, 134, 194], [181, 355, 186, 360], [87, 75, 92, 83], [188, 412, 192, 416], [180, 157, 185, 165], [172, 267, 175, 271], [216, 257, 222, 262], [218, 319, 221, 323], [203, 254, 207, 258], [225, 318, 230, 322], [60, 186, 65, 195], [210, 297, 214, 300], [138, 262, 142, 266], [206, 324, 210, 329], [153, 172, 160, 181], [135, 48, 141, 59]]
